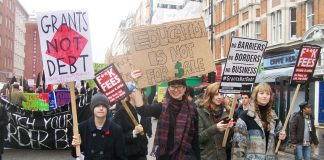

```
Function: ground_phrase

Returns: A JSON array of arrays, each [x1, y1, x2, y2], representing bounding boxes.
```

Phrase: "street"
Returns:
[[3, 118, 322, 160]]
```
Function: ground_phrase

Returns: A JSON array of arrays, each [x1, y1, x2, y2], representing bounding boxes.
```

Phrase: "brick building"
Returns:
[[0, 0, 16, 82], [24, 16, 43, 83]]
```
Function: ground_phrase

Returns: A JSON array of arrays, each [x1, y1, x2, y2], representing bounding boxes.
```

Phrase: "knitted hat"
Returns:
[[90, 94, 110, 112], [299, 101, 312, 110], [168, 79, 186, 86]]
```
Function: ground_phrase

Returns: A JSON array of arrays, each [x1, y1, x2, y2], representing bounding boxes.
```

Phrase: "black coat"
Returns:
[[290, 112, 319, 145], [0, 103, 9, 154], [70, 117, 127, 160], [113, 101, 150, 158]]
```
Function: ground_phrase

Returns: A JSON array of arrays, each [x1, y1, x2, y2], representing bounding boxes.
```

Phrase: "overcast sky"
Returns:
[[18, 0, 142, 63]]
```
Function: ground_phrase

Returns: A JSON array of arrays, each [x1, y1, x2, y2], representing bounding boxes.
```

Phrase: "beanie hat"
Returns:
[[299, 101, 311, 110], [168, 79, 186, 86], [90, 93, 110, 111]]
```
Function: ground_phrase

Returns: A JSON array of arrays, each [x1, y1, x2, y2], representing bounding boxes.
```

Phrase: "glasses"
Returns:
[[169, 85, 185, 91]]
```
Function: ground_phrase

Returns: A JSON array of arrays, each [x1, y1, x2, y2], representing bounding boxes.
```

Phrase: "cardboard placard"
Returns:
[[94, 64, 129, 104], [37, 10, 94, 85], [291, 44, 321, 84], [126, 18, 214, 88], [220, 37, 268, 93]]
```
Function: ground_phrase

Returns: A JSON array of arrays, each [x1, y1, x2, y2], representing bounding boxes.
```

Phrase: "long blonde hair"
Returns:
[[251, 82, 274, 131], [200, 82, 222, 108]]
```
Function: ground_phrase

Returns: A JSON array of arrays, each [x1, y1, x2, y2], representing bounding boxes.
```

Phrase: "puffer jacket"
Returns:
[[232, 106, 283, 160], [197, 106, 229, 160]]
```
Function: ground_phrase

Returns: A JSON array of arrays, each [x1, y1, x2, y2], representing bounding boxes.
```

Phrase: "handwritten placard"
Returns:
[[37, 10, 94, 84], [126, 18, 214, 88]]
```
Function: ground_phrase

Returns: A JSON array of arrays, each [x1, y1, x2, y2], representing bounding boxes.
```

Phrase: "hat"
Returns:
[[90, 94, 110, 112], [299, 102, 312, 110], [168, 79, 186, 86]]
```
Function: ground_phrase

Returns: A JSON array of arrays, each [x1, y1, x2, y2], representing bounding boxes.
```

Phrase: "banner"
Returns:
[[22, 93, 49, 111], [124, 18, 214, 88], [37, 10, 94, 85], [1, 97, 72, 149], [94, 64, 129, 104], [291, 44, 321, 84], [220, 37, 268, 93]]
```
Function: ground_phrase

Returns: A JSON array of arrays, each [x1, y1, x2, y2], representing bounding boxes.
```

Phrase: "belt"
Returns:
[[303, 140, 310, 146]]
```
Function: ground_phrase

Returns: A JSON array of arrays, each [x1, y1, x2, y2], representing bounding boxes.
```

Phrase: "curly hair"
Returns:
[[200, 82, 223, 108], [251, 83, 274, 131]]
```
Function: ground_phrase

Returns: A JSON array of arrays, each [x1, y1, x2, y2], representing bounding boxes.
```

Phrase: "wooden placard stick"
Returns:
[[121, 99, 144, 135], [222, 95, 238, 147], [275, 84, 300, 153], [68, 82, 80, 157]]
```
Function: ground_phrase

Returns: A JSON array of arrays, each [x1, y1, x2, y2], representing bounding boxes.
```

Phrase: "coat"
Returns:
[[290, 111, 319, 145], [70, 117, 127, 160], [0, 103, 9, 155], [197, 106, 229, 160], [113, 101, 150, 158], [232, 106, 283, 160], [9, 88, 26, 106]]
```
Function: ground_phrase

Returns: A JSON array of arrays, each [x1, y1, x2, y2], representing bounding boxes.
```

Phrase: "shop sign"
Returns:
[[263, 51, 297, 69]]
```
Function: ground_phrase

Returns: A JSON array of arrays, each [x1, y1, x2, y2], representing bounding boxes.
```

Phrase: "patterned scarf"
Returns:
[[152, 97, 195, 159]]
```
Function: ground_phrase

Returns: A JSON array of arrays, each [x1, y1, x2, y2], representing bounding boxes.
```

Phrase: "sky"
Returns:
[[18, 0, 142, 63]]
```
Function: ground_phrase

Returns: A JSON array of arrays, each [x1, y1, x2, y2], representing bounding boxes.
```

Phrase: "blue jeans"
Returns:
[[295, 145, 311, 160]]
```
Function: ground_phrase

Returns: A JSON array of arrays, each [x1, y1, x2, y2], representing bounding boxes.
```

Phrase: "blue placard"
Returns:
[[49, 91, 56, 110], [319, 82, 324, 123], [263, 51, 298, 69]]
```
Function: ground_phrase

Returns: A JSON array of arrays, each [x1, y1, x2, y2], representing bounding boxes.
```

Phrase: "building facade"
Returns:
[[0, 0, 16, 82], [24, 17, 43, 83], [14, 0, 28, 81], [208, 0, 324, 125]]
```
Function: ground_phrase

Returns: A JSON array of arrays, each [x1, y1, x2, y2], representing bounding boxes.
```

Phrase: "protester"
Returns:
[[0, 102, 9, 160], [131, 70, 200, 160], [233, 92, 251, 120], [70, 93, 126, 160], [197, 82, 234, 160], [9, 83, 27, 106], [290, 102, 319, 160], [186, 86, 195, 104], [232, 82, 286, 159], [113, 83, 152, 160]]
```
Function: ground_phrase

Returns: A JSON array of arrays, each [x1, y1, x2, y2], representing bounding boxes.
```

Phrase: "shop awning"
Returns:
[[255, 67, 294, 83]]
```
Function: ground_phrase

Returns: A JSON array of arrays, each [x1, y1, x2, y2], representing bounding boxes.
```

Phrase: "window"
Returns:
[[0, 36, 1, 46], [306, 0, 314, 30], [277, 10, 282, 40], [239, 0, 251, 9], [255, 22, 261, 39], [221, 36, 224, 59], [242, 24, 249, 37], [290, 7, 296, 39], [231, 31, 236, 38], [221, 1, 225, 21], [271, 10, 282, 42], [232, 0, 236, 15], [0, 14, 2, 24], [271, 12, 276, 42]]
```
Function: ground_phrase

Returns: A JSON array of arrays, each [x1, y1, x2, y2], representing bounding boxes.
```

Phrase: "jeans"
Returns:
[[295, 145, 311, 160]]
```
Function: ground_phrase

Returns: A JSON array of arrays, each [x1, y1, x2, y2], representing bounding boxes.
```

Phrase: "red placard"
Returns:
[[291, 44, 321, 84], [94, 64, 129, 104]]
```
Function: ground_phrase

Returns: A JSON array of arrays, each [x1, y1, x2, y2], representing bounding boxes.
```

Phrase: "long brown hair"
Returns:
[[200, 82, 222, 108], [251, 83, 274, 131]]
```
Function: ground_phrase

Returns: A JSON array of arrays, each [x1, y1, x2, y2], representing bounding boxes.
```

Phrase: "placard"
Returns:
[[37, 10, 94, 84], [94, 64, 129, 104], [127, 18, 214, 88], [291, 44, 321, 84], [220, 37, 267, 93]]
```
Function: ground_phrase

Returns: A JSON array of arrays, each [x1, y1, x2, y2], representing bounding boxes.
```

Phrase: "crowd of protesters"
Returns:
[[0, 73, 319, 160]]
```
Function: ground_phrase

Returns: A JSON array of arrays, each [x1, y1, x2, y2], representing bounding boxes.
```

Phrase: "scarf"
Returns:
[[152, 97, 195, 159]]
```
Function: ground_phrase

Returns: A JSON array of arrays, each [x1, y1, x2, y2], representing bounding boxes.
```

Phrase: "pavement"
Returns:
[[2, 119, 323, 160]]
